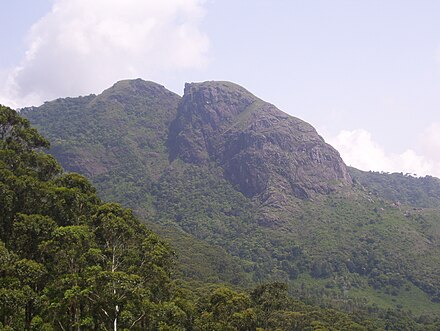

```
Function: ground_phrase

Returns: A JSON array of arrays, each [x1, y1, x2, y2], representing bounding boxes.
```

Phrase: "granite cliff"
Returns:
[[169, 81, 351, 200]]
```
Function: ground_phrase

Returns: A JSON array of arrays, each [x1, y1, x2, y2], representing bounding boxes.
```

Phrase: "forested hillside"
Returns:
[[5, 105, 436, 330], [0, 105, 183, 329], [349, 167, 440, 208], [20, 80, 440, 327]]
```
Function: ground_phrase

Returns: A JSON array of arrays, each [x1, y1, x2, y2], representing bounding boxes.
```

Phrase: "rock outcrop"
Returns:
[[169, 81, 352, 199]]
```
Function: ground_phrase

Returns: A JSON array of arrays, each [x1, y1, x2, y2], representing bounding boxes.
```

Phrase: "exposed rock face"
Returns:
[[169, 81, 352, 199], [24, 78, 352, 202]]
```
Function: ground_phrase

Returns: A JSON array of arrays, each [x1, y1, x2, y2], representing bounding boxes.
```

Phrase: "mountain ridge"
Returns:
[[21, 78, 440, 315], [169, 80, 352, 200]]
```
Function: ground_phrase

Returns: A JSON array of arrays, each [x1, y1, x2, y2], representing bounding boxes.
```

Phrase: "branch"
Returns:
[[58, 320, 67, 331], [129, 313, 146, 329], [101, 308, 110, 318]]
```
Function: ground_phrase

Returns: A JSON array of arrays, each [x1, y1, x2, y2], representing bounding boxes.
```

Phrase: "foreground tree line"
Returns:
[[1, 105, 439, 330]]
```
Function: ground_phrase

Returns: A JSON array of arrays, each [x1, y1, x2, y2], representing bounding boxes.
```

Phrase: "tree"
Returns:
[[40, 225, 96, 330], [89, 203, 176, 330], [11, 214, 56, 261], [195, 287, 256, 331], [13, 259, 47, 329]]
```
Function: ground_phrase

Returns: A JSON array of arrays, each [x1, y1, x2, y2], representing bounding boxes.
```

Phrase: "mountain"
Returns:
[[169, 81, 351, 200], [5, 105, 404, 330], [22, 79, 440, 317], [21, 79, 180, 212], [349, 166, 440, 208], [0, 105, 182, 329]]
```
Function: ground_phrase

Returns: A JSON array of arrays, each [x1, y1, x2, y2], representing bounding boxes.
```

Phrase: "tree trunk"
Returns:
[[112, 246, 118, 331], [25, 300, 32, 330]]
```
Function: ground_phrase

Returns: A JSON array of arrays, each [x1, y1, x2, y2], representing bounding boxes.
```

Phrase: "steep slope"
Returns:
[[21, 80, 254, 285], [22, 79, 440, 316], [0, 105, 182, 330], [169, 81, 351, 201], [21, 79, 180, 211], [4, 105, 407, 330]]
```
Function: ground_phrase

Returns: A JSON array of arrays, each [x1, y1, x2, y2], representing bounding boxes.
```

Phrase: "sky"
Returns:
[[1, 0, 440, 177]]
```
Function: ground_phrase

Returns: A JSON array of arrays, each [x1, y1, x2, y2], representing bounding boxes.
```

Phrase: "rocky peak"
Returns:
[[169, 81, 261, 163], [181, 81, 258, 125], [169, 81, 352, 200]]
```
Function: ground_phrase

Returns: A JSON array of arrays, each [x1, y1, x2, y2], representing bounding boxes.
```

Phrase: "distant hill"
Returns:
[[349, 166, 440, 208], [22, 79, 440, 317]]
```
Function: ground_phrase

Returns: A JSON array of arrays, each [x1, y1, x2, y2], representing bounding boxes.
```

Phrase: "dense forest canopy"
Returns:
[[0, 105, 185, 330], [349, 167, 440, 208], [2, 100, 440, 330]]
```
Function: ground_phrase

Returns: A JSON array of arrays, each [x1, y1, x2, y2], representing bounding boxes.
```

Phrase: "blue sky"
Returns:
[[1, 0, 440, 177]]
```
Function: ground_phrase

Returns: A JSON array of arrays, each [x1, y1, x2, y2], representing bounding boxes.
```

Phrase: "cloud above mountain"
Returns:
[[328, 126, 440, 178], [0, 0, 209, 108]]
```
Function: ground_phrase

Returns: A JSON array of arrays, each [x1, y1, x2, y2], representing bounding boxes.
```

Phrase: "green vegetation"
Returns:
[[0, 105, 185, 330], [349, 167, 440, 208], [21, 80, 180, 213], [19, 79, 440, 328], [151, 161, 308, 285], [6, 106, 438, 330]]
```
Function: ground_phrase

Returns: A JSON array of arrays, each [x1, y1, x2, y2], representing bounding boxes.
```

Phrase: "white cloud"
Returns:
[[0, 0, 209, 108], [327, 128, 440, 178]]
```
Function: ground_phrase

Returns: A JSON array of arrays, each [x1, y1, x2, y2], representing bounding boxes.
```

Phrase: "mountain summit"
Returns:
[[24, 79, 351, 201], [22, 79, 440, 313], [170, 81, 351, 199]]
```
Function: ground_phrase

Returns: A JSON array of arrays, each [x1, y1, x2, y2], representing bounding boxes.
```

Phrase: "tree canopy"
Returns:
[[2, 104, 439, 330]]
